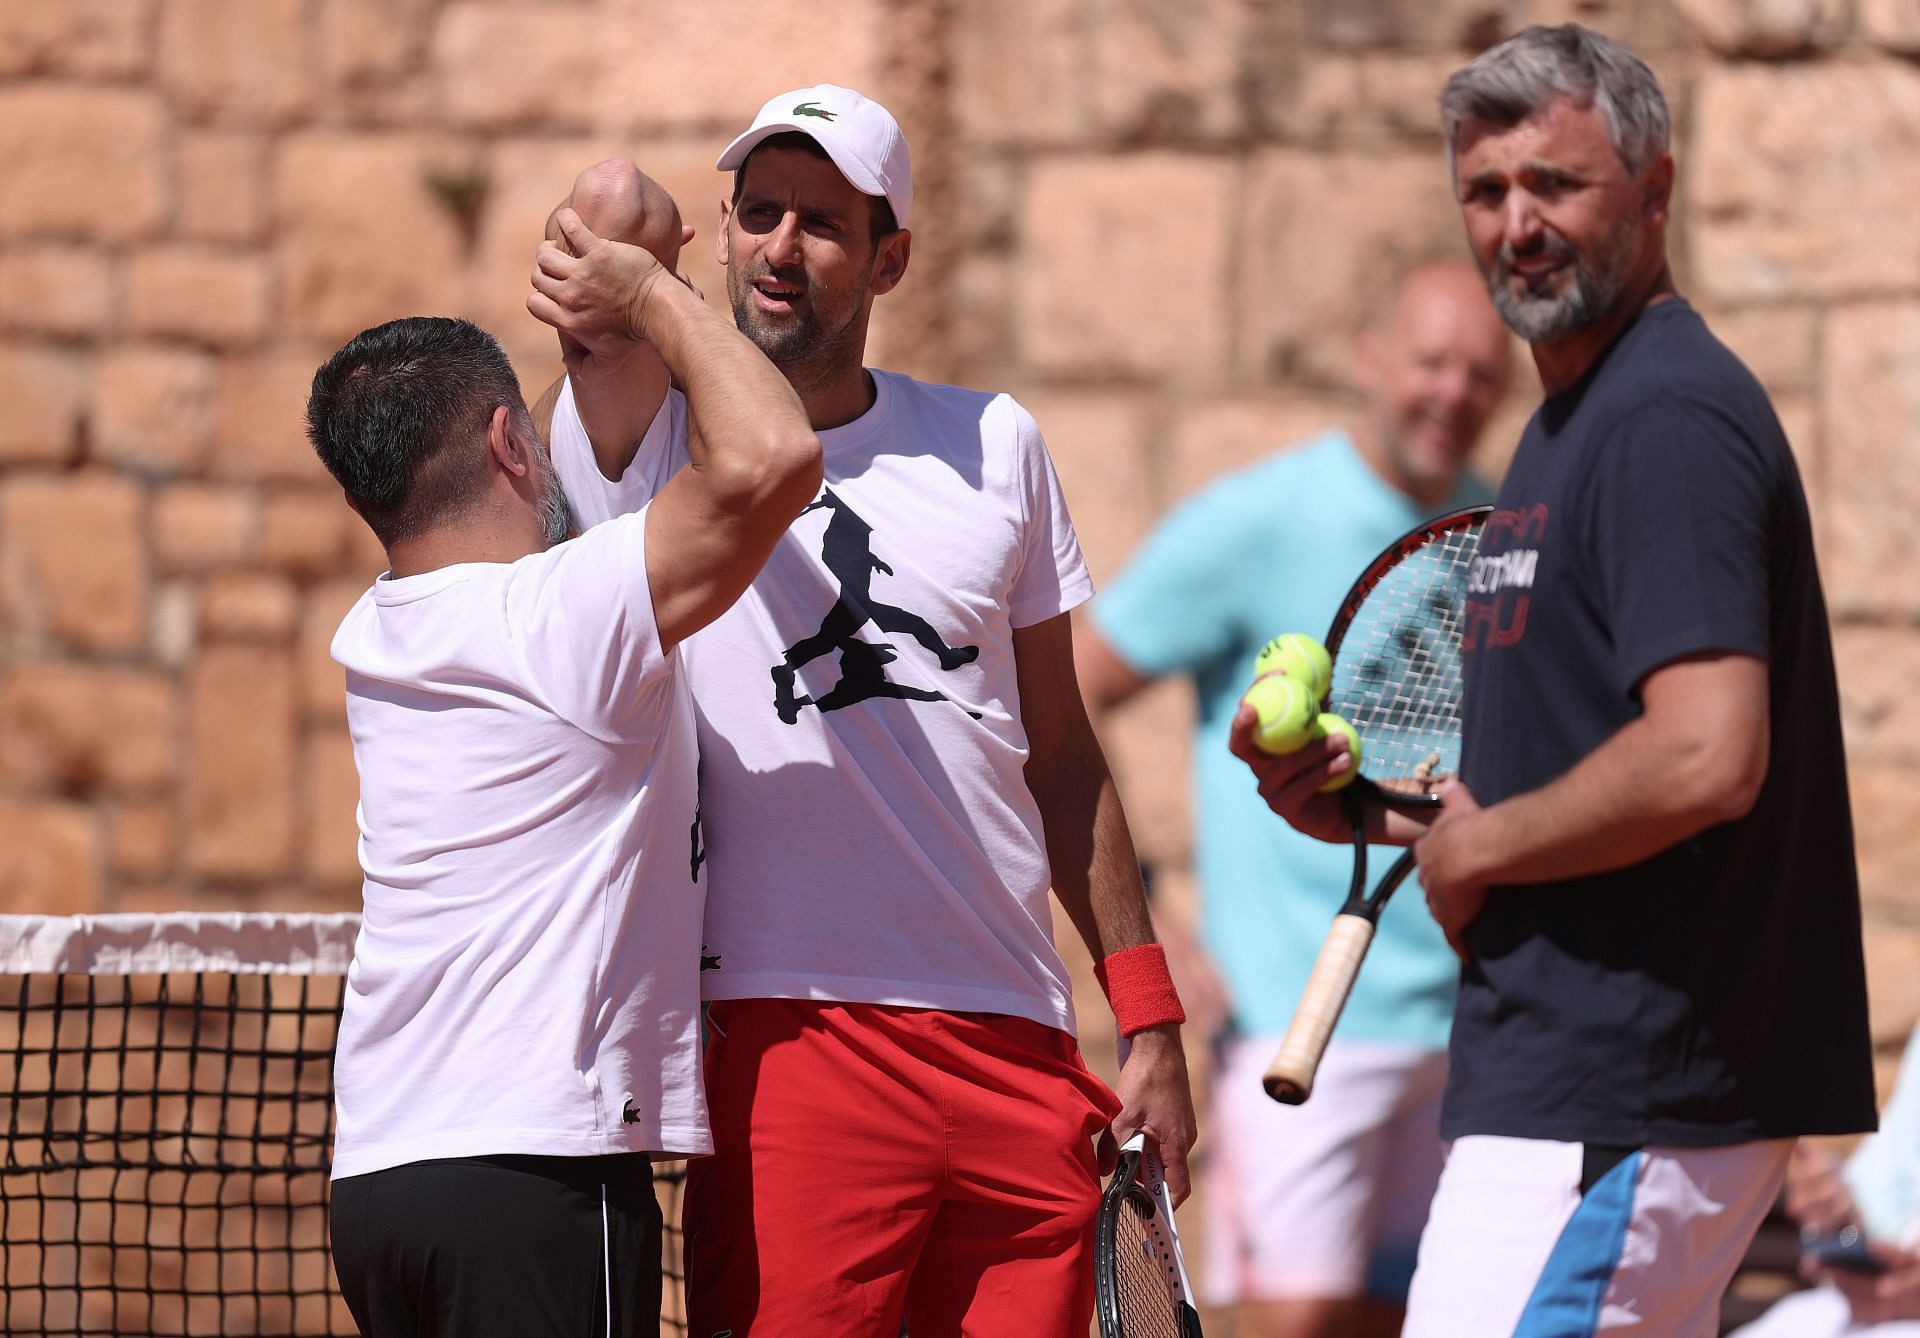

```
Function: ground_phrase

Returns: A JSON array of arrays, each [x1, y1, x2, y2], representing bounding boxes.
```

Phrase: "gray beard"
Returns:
[[1488, 232, 1633, 343], [533, 447, 577, 547]]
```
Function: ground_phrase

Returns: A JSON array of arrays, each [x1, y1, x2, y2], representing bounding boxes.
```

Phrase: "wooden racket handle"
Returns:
[[1262, 913, 1376, 1105]]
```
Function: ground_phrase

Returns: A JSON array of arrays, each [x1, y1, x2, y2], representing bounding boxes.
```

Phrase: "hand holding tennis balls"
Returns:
[[1254, 633, 1331, 702], [1241, 673, 1317, 755], [1311, 713, 1363, 792]]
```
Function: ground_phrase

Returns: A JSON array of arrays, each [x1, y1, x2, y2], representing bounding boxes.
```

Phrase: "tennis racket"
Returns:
[[1262, 504, 1488, 1106], [1095, 1131, 1202, 1338]]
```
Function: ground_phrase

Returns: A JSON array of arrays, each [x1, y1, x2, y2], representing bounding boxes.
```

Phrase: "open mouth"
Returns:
[[1412, 414, 1460, 453], [753, 275, 806, 313], [1503, 249, 1573, 292], [1513, 260, 1566, 288]]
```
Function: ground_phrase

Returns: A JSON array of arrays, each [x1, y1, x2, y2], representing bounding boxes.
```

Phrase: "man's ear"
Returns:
[[487, 404, 530, 478], [869, 228, 911, 298], [715, 198, 733, 267], [1642, 153, 1675, 226]]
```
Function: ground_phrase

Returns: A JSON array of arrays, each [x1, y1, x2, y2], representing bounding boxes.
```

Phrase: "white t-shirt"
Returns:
[[328, 507, 709, 1180], [550, 371, 1094, 1033], [551, 379, 686, 529]]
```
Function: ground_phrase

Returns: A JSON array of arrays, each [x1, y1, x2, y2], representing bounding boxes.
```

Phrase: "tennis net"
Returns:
[[0, 913, 688, 1337]]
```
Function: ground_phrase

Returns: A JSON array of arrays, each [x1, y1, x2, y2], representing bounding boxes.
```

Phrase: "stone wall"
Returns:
[[2, 0, 1918, 1086]]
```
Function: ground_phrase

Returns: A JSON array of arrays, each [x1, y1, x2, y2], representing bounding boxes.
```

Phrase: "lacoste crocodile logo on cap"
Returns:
[[717, 85, 912, 227]]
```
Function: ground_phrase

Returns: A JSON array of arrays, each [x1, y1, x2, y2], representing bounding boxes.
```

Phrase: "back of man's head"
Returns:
[[306, 316, 526, 549]]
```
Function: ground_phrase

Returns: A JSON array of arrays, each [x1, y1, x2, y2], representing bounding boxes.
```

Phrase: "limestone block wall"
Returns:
[[1, 0, 1917, 1077]]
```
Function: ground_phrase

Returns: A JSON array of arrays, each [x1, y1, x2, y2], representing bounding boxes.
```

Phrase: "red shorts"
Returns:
[[684, 998, 1121, 1337]]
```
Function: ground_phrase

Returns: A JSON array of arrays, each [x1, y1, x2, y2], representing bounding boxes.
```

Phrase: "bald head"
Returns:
[[1353, 259, 1514, 507], [545, 159, 687, 272], [1372, 261, 1501, 342]]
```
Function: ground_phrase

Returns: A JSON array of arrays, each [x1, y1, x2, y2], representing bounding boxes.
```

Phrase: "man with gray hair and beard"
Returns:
[[1231, 23, 1874, 1335]]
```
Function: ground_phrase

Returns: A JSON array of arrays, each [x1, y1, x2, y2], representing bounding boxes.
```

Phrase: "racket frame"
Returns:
[[1262, 505, 1488, 1105], [1094, 1131, 1203, 1338]]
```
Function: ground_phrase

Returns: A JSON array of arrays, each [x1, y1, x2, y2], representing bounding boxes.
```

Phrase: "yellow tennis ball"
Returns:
[[1243, 673, 1318, 755], [1311, 713, 1363, 791], [1254, 632, 1331, 702]]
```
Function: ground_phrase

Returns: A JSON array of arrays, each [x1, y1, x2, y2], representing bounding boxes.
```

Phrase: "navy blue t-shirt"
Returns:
[[1449, 298, 1875, 1147]]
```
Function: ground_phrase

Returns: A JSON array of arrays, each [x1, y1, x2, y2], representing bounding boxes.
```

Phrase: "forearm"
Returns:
[[1352, 794, 1437, 847], [633, 278, 815, 501], [1452, 712, 1758, 888], [1019, 616, 1195, 1189], [570, 350, 670, 480], [1034, 746, 1155, 960]]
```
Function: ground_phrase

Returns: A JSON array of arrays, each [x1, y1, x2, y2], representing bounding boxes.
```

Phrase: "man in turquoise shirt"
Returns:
[[1078, 259, 1512, 1338]]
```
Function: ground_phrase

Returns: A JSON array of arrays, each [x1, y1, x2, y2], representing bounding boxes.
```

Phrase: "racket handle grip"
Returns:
[[1262, 913, 1376, 1105]]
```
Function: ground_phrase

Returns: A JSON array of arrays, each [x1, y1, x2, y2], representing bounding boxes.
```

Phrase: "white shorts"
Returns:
[[1404, 1134, 1792, 1337], [1203, 1035, 1448, 1305], [1729, 1283, 1920, 1337]]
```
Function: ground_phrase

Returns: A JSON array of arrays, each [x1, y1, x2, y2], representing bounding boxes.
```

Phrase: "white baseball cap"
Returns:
[[715, 84, 913, 229]]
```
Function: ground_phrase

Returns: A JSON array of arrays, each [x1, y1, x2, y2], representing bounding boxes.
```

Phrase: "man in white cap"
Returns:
[[535, 86, 1197, 1335]]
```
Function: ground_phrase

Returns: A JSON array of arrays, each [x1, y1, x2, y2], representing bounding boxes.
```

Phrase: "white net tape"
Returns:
[[0, 914, 361, 978]]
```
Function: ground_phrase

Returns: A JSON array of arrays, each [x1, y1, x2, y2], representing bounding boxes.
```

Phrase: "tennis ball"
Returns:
[[1254, 633, 1331, 702], [1312, 713, 1363, 792], [1243, 673, 1318, 755]]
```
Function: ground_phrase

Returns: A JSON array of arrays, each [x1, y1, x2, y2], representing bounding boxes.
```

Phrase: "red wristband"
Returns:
[[1094, 943, 1186, 1037]]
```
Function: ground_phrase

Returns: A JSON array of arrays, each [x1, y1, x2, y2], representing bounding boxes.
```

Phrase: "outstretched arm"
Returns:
[[530, 211, 820, 650], [533, 160, 694, 484], [1074, 624, 1234, 1042], [1015, 612, 1196, 1204]]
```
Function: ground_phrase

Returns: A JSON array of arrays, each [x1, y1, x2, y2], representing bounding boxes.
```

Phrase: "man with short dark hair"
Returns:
[[539, 83, 1196, 1337], [315, 217, 819, 1336], [1233, 24, 1875, 1335]]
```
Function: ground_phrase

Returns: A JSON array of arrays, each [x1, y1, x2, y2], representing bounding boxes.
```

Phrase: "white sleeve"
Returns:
[[1004, 397, 1094, 628], [505, 506, 670, 741], [549, 378, 684, 530]]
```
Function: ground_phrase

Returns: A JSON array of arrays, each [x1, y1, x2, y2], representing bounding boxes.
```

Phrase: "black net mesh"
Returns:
[[0, 915, 688, 1337]]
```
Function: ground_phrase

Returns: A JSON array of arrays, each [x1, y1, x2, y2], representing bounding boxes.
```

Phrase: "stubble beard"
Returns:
[[727, 264, 868, 385], [532, 444, 577, 547], [1487, 219, 1637, 344], [729, 277, 819, 364]]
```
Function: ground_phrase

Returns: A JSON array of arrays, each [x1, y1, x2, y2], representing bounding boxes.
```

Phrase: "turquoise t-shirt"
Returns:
[[1844, 1020, 1920, 1242], [1093, 433, 1488, 1047]]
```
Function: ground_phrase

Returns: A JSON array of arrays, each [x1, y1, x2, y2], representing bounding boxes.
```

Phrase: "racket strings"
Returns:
[[1109, 1197, 1184, 1338], [1330, 525, 1480, 791]]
